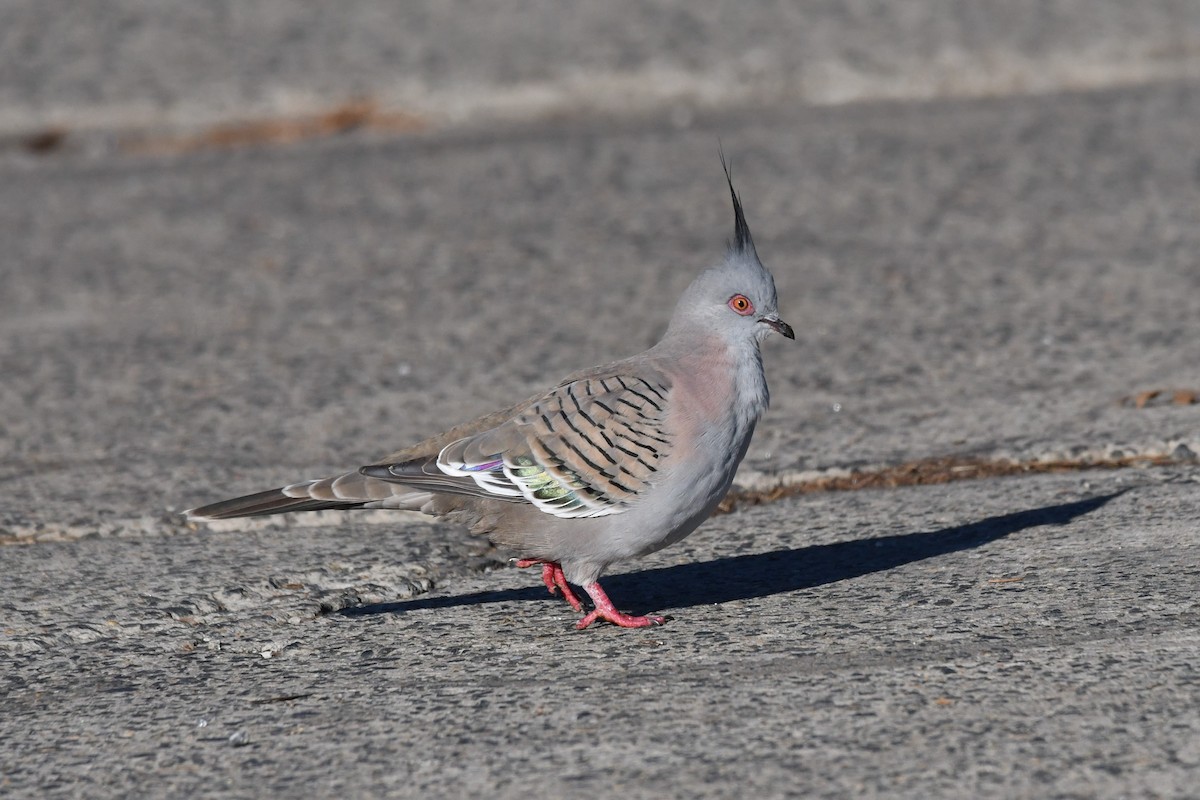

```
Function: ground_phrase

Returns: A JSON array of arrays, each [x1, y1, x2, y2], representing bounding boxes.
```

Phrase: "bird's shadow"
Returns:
[[339, 491, 1124, 618]]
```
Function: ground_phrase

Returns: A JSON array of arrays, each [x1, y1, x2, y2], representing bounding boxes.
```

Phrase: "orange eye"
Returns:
[[728, 294, 754, 316]]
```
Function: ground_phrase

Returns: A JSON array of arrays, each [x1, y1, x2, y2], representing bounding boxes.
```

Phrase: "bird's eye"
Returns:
[[728, 294, 755, 316]]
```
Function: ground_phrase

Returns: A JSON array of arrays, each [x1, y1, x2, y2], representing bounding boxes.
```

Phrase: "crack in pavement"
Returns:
[[720, 451, 1198, 513]]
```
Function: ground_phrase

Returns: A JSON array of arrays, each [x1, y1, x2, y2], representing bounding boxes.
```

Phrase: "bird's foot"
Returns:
[[514, 559, 584, 612], [576, 581, 666, 630]]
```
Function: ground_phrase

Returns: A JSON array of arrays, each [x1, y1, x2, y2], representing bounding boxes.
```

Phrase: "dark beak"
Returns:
[[761, 314, 795, 340]]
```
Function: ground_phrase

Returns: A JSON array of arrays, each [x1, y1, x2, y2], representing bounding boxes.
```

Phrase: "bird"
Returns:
[[186, 158, 794, 630]]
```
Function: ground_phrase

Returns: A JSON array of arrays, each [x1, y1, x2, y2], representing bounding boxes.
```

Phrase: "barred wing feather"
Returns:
[[365, 373, 672, 519]]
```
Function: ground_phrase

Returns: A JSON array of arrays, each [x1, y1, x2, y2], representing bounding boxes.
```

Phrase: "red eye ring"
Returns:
[[728, 294, 755, 316]]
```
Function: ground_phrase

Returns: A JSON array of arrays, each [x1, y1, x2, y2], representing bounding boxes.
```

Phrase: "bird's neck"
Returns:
[[661, 334, 769, 433], [730, 338, 769, 430]]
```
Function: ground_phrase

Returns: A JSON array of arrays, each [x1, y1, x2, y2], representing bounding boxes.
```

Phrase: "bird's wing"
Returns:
[[361, 369, 674, 519]]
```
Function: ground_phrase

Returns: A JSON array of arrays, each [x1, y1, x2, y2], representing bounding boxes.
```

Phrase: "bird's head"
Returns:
[[666, 158, 794, 346]]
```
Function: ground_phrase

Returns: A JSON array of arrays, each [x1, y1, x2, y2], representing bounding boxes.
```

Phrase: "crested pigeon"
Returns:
[[187, 160, 793, 629]]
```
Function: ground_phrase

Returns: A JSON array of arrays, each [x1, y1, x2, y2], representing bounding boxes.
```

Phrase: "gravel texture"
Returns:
[[2, 4, 1199, 798]]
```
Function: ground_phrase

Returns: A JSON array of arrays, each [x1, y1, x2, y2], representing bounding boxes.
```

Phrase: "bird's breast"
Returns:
[[669, 341, 766, 447]]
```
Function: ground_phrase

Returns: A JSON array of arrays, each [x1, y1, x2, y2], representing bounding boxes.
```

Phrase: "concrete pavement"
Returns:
[[2, 4, 1199, 798]]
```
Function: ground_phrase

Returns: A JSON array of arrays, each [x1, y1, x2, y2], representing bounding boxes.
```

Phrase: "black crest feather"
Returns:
[[719, 148, 756, 257]]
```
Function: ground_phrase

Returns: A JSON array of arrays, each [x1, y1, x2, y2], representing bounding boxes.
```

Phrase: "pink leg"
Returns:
[[576, 581, 666, 630], [514, 559, 583, 612]]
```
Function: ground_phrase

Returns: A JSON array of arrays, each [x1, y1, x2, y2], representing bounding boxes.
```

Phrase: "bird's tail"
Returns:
[[186, 471, 432, 520]]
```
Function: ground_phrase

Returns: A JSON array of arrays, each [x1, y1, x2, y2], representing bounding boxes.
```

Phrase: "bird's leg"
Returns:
[[514, 559, 583, 612], [576, 581, 666, 630]]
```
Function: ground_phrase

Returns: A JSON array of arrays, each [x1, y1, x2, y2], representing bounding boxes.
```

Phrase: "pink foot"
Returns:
[[576, 581, 666, 630], [514, 559, 583, 612]]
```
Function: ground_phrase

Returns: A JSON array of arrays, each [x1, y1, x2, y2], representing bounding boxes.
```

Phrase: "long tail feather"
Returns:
[[186, 488, 366, 520]]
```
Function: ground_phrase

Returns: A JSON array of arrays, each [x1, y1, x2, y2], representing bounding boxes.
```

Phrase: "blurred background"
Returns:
[[4, 1, 1199, 139], [3, 0, 1198, 515]]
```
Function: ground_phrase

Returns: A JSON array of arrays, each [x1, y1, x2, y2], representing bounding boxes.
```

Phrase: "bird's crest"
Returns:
[[719, 149, 756, 257]]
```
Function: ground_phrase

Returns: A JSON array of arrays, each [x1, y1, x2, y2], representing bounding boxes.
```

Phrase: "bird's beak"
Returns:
[[760, 313, 795, 340]]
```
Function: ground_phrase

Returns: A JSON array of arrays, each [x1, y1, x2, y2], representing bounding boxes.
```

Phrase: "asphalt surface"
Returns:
[[3, 4, 1200, 798]]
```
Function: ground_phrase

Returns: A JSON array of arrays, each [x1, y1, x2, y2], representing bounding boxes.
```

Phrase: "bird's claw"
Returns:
[[516, 561, 665, 628], [575, 610, 666, 630]]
